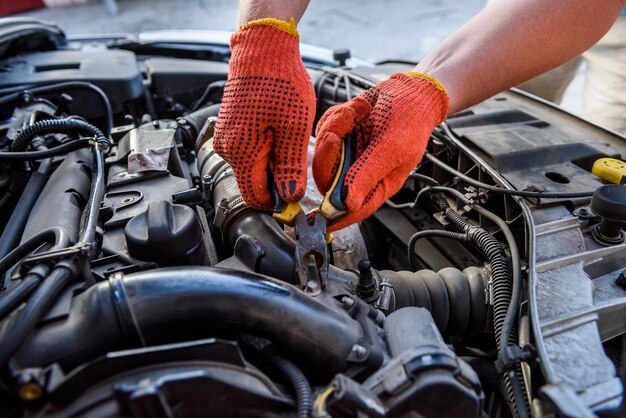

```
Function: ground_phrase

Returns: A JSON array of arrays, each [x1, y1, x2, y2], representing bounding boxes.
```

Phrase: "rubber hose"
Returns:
[[0, 157, 50, 259], [15, 267, 380, 376], [270, 356, 312, 418], [1, 118, 105, 213], [0, 139, 91, 160], [439, 203, 511, 350], [0, 273, 41, 321], [0, 265, 75, 367], [78, 144, 105, 246], [407, 229, 468, 271], [0, 226, 70, 286], [383, 266, 488, 335]]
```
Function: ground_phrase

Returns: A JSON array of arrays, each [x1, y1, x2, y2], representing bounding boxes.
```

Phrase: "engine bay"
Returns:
[[0, 18, 625, 418]]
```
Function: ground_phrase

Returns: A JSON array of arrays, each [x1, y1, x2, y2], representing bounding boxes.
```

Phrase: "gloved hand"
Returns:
[[313, 72, 449, 231], [214, 18, 315, 209]]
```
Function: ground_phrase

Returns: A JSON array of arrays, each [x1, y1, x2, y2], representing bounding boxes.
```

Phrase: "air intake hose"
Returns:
[[15, 267, 382, 376], [383, 266, 489, 336]]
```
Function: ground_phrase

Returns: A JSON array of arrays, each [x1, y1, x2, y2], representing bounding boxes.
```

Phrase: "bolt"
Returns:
[[341, 296, 355, 309], [351, 344, 367, 359], [152, 120, 160, 129], [616, 271, 626, 290], [306, 280, 319, 291], [19, 383, 43, 401], [121, 197, 134, 204], [20, 92, 33, 104]]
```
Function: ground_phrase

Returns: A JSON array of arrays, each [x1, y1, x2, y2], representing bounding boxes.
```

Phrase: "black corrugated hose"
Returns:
[[0, 118, 106, 213], [433, 197, 528, 418], [270, 356, 312, 418]]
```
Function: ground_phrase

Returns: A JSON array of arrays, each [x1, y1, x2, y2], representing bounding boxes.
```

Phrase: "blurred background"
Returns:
[[3, 0, 584, 114]]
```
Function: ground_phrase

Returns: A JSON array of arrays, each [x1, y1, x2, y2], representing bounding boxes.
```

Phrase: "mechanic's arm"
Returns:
[[238, 0, 309, 25], [416, 0, 626, 114], [314, 0, 625, 231]]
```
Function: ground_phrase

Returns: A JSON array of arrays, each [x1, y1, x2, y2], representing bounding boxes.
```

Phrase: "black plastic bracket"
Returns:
[[19, 243, 91, 278], [495, 344, 537, 373]]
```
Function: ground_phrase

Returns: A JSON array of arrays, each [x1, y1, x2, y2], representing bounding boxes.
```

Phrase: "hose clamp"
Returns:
[[108, 272, 146, 347]]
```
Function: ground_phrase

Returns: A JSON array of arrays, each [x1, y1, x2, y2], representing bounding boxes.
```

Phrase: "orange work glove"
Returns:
[[313, 72, 449, 231], [214, 18, 315, 209]]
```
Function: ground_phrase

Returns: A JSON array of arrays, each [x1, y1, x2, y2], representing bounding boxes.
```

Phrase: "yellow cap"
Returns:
[[592, 158, 626, 185]]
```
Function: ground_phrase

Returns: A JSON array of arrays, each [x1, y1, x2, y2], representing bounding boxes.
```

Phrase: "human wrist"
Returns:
[[229, 18, 302, 77], [390, 72, 449, 123], [238, 17, 299, 38], [238, 0, 310, 26]]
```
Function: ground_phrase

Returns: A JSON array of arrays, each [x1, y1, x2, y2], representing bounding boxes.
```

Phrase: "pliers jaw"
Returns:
[[294, 212, 329, 295], [270, 132, 355, 294]]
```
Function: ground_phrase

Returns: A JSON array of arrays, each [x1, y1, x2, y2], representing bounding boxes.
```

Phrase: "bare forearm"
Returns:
[[416, 0, 625, 114], [238, 0, 310, 25]]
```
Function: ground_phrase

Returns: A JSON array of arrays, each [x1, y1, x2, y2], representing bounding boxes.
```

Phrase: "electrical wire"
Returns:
[[425, 186, 524, 350], [385, 172, 441, 209], [0, 81, 113, 138], [407, 229, 467, 271], [0, 139, 92, 160], [313, 386, 336, 417], [343, 74, 353, 101], [188, 80, 226, 113], [424, 152, 594, 198]]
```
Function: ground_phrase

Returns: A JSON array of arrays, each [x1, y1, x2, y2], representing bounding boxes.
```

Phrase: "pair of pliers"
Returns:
[[268, 133, 356, 294]]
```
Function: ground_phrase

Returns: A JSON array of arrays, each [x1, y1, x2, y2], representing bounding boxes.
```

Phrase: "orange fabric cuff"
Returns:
[[238, 17, 299, 38], [404, 71, 448, 96]]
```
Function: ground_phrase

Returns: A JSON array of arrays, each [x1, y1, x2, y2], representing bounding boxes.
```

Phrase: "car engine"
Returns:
[[0, 18, 625, 418]]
